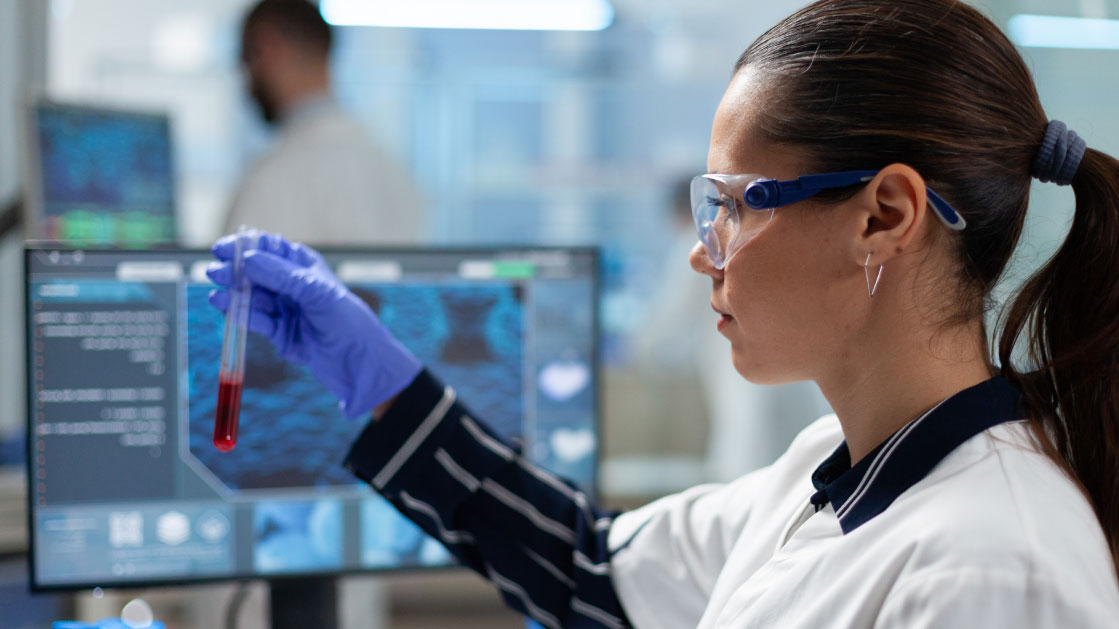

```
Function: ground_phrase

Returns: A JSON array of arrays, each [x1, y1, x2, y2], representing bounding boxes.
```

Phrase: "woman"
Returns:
[[208, 0, 1119, 626]]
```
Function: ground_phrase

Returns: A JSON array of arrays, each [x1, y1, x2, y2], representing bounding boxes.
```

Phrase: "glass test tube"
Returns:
[[213, 227, 252, 452]]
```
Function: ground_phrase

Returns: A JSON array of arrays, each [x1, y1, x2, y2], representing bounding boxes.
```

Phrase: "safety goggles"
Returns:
[[690, 170, 966, 269]]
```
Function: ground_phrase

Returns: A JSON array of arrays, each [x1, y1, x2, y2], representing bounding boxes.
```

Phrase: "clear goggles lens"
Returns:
[[690, 175, 774, 269]]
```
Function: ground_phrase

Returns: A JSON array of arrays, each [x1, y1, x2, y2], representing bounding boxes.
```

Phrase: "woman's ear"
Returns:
[[853, 163, 930, 267]]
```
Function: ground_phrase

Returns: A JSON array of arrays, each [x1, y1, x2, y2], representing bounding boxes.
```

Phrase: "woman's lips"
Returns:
[[717, 313, 733, 332], [712, 303, 733, 331]]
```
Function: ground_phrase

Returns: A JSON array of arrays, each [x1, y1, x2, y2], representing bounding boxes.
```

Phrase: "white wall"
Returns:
[[1, 0, 48, 458], [0, 0, 48, 556], [1, 0, 23, 203], [0, 0, 26, 553]]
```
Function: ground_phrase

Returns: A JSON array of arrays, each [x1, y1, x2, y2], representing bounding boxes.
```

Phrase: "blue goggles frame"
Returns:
[[742, 170, 967, 231]]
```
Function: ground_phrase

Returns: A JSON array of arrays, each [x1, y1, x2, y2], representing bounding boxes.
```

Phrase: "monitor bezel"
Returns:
[[21, 99, 179, 245], [24, 242, 602, 592]]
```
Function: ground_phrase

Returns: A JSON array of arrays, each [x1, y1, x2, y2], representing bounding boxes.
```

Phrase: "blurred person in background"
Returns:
[[226, 0, 425, 245], [633, 176, 830, 481]]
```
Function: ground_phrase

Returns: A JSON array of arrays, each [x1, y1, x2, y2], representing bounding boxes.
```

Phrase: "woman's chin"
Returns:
[[730, 350, 794, 385]]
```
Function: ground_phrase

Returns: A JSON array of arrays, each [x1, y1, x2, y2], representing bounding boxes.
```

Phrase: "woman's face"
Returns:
[[690, 68, 867, 384]]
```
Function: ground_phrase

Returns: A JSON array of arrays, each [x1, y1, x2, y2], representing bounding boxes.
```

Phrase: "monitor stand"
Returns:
[[269, 576, 338, 629]]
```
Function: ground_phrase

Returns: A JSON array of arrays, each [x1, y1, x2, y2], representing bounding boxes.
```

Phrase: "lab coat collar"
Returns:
[[809, 376, 1024, 534], [280, 92, 337, 129]]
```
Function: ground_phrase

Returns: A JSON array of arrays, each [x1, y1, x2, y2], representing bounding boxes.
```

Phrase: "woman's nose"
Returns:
[[690, 241, 722, 278]]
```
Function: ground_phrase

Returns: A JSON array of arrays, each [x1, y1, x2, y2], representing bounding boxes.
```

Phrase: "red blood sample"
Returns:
[[213, 377, 243, 452]]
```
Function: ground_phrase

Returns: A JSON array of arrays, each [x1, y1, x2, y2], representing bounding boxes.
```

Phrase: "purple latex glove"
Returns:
[[207, 230, 421, 419]]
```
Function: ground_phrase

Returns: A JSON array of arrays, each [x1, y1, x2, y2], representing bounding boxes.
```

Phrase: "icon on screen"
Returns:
[[156, 511, 190, 545], [109, 511, 144, 548], [537, 360, 590, 402], [550, 428, 596, 463], [198, 511, 230, 542]]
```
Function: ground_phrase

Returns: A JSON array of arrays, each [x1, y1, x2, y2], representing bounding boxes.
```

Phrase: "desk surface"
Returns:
[[0, 469, 27, 554]]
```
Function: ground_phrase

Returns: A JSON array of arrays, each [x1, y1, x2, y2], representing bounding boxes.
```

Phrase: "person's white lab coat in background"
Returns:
[[225, 95, 425, 246]]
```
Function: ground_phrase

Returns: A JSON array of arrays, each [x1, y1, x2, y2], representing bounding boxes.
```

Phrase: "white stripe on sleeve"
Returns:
[[482, 478, 577, 544], [373, 386, 456, 489], [398, 490, 475, 545]]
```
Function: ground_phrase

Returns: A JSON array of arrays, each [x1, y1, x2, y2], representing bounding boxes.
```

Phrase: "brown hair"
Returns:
[[737, 0, 1119, 573]]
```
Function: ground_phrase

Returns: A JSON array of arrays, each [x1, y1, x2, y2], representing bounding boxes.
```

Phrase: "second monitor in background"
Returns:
[[24, 100, 177, 245]]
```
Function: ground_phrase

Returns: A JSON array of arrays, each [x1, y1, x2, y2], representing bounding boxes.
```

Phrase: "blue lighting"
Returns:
[[1008, 14, 1119, 50], [320, 0, 615, 31]]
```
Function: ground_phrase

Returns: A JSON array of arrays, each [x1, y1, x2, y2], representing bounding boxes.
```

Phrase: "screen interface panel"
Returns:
[[26, 247, 597, 589]]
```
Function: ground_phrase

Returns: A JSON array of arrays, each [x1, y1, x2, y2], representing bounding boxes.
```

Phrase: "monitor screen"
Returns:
[[25, 245, 598, 590], [26, 102, 176, 245]]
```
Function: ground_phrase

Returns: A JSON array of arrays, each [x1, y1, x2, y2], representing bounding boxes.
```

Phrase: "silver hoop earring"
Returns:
[[865, 253, 884, 298]]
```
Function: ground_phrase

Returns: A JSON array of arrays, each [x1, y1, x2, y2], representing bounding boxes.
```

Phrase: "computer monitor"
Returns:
[[25, 245, 599, 597], [24, 101, 177, 245]]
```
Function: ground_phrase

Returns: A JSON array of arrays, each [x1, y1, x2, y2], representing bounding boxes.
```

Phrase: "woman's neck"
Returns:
[[816, 316, 994, 464]]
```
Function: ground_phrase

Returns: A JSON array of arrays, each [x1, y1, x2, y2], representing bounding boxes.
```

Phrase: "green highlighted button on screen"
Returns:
[[459, 260, 537, 279]]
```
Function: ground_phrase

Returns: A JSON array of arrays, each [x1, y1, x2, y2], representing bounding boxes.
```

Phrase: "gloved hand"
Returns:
[[206, 230, 422, 419]]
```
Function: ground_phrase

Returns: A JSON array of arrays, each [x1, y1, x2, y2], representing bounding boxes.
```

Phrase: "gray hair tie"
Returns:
[[1030, 120, 1086, 186]]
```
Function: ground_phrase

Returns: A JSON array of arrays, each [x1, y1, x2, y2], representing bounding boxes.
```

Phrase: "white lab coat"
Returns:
[[225, 95, 424, 246], [608, 415, 1119, 628]]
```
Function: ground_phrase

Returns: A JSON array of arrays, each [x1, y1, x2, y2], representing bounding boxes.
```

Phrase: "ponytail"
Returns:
[[999, 147, 1119, 575]]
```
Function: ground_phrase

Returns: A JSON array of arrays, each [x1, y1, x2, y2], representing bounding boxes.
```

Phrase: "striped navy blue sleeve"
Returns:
[[343, 369, 632, 629]]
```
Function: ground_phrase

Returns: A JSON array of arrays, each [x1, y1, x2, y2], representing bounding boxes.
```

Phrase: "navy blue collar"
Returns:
[[809, 376, 1024, 534]]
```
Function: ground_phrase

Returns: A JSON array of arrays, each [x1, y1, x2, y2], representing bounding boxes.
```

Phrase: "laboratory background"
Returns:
[[0, 0, 1117, 627]]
